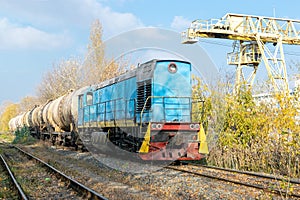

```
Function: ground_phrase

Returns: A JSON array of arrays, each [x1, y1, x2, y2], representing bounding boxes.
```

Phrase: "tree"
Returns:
[[82, 19, 124, 86], [82, 19, 105, 86], [36, 58, 82, 102], [191, 67, 300, 178], [206, 86, 300, 177], [19, 96, 39, 113], [0, 103, 19, 131]]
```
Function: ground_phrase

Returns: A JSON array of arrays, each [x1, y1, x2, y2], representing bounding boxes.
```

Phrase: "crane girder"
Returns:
[[182, 13, 300, 94], [182, 13, 300, 45]]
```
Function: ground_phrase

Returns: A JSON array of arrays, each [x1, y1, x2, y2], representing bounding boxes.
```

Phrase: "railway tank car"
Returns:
[[35, 87, 88, 145], [8, 59, 208, 161]]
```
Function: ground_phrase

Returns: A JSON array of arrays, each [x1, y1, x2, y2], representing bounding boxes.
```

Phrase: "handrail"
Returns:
[[84, 98, 136, 125], [82, 96, 205, 130], [139, 96, 195, 126], [191, 98, 205, 122]]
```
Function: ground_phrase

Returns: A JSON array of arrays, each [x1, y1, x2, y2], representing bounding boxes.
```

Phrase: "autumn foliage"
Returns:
[[1, 17, 299, 180], [0, 103, 19, 131], [1, 19, 125, 131], [203, 87, 300, 178]]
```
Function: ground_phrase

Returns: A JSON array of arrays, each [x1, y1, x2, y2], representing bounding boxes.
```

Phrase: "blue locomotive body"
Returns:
[[78, 59, 207, 160]]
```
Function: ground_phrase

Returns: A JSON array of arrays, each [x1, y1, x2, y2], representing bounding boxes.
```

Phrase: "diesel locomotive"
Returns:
[[9, 59, 208, 161]]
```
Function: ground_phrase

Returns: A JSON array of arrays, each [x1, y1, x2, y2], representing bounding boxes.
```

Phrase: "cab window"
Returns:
[[87, 92, 93, 106], [79, 95, 83, 108]]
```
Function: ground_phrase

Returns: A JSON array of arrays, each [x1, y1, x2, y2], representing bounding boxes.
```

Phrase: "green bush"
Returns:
[[207, 90, 300, 178], [12, 126, 36, 145]]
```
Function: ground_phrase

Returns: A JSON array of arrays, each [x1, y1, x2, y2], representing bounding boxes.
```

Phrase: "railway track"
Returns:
[[0, 154, 27, 199], [166, 163, 300, 199], [193, 163, 300, 184], [1, 145, 108, 200]]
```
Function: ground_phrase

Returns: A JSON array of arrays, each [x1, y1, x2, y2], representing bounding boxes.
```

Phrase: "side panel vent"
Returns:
[[136, 80, 152, 112]]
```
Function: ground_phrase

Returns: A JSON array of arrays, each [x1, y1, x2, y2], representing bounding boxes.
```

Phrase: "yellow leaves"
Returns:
[[205, 87, 300, 176], [4, 19, 128, 132], [0, 103, 19, 131], [220, 90, 300, 147], [83, 20, 126, 86]]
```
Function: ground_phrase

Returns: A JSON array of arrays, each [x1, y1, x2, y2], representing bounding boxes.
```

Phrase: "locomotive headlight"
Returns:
[[190, 124, 195, 129], [157, 124, 162, 129], [195, 124, 200, 129], [151, 123, 157, 129], [168, 63, 177, 73], [151, 123, 162, 129]]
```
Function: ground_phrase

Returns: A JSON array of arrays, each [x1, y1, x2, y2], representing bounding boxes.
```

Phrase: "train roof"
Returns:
[[91, 59, 191, 90]]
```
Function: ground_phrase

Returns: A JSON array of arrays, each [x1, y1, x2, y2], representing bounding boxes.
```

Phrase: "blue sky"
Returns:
[[1, 0, 300, 106]]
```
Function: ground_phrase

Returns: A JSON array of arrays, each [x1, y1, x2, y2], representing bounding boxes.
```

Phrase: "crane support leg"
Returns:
[[256, 36, 289, 93]]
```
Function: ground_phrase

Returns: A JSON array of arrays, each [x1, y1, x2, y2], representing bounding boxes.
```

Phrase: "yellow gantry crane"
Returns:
[[182, 13, 300, 94]]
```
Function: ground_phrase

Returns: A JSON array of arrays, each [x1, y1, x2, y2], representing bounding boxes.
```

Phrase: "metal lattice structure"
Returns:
[[182, 13, 300, 94]]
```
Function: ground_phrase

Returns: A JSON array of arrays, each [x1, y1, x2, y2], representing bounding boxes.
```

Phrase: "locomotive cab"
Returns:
[[136, 60, 192, 123], [137, 60, 207, 160]]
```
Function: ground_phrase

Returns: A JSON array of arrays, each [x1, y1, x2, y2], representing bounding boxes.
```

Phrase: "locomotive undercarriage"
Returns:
[[78, 126, 143, 154], [77, 123, 202, 161], [28, 121, 204, 161]]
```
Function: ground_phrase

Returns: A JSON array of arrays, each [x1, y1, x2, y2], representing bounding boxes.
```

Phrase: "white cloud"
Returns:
[[171, 16, 191, 31], [79, 0, 144, 36], [0, 0, 144, 37], [95, 4, 144, 36], [0, 18, 71, 50]]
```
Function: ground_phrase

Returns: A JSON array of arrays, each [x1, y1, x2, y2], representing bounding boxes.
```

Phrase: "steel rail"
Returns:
[[197, 163, 300, 185], [166, 166, 300, 198], [13, 145, 108, 200], [0, 154, 28, 200]]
